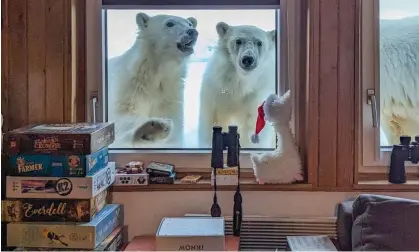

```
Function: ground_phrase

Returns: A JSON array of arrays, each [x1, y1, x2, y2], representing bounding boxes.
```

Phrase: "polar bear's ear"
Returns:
[[216, 22, 230, 37], [268, 30, 276, 42], [187, 17, 198, 28], [136, 13, 150, 30]]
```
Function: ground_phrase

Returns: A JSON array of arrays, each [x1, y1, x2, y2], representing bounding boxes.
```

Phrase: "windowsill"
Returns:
[[355, 180, 419, 191], [111, 167, 312, 191], [111, 179, 312, 192]]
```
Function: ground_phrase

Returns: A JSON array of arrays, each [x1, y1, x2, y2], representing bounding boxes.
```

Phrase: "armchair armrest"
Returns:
[[336, 200, 354, 251]]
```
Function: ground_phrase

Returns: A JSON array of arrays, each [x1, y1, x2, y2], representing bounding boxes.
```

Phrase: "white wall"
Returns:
[[112, 191, 419, 240]]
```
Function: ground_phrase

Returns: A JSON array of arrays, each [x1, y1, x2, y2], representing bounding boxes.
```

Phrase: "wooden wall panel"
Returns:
[[1, 0, 73, 131], [307, 0, 320, 186], [1, 0, 10, 131], [45, 0, 65, 123], [7, 0, 28, 130], [336, 0, 356, 187], [318, 0, 339, 187], [27, 0, 47, 124], [308, 0, 357, 188]]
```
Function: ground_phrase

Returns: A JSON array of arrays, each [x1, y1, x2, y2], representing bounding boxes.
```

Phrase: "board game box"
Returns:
[[4, 123, 114, 155], [2, 189, 108, 222], [7, 204, 123, 249], [12, 226, 125, 251], [7, 147, 109, 177], [94, 225, 124, 251], [149, 172, 176, 184], [6, 162, 116, 199]]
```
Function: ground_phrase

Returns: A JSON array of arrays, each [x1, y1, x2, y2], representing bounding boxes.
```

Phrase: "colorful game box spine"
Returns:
[[94, 226, 124, 251], [13, 226, 124, 251], [6, 162, 116, 199], [12, 226, 125, 251], [7, 147, 109, 177], [149, 172, 176, 184], [6, 204, 123, 249], [4, 123, 115, 155], [2, 189, 108, 222]]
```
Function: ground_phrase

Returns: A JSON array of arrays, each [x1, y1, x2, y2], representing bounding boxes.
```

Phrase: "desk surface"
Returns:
[[124, 235, 240, 251]]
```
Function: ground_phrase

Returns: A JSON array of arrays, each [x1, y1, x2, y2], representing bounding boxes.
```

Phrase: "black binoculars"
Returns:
[[210, 125, 242, 237], [389, 135, 419, 184], [211, 125, 240, 169]]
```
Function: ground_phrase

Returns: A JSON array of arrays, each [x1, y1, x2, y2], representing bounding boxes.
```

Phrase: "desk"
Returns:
[[124, 235, 240, 251]]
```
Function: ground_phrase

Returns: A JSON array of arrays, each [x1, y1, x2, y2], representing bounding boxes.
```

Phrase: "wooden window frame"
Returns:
[[76, 0, 310, 180], [73, 0, 418, 191], [356, 0, 419, 180]]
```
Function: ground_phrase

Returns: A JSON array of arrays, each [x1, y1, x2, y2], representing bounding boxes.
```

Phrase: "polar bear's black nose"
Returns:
[[187, 28, 198, 37], [241, 56, 255, 67]]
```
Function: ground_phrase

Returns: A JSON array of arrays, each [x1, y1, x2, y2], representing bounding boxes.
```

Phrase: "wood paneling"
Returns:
[[307, 0, 320, 186], [307, 0, 357, 188], [336, 0, 356, 187], [1, 0, 73, 131]]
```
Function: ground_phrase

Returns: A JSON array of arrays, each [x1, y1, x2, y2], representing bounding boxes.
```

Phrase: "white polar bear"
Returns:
[[107, 13, 198, 148], [380, 16, 419, 145], [198, 22, 277, 148]]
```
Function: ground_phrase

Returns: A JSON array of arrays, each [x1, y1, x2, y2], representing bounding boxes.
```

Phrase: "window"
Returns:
[[360, 0, 419, 170], [83, 0, 301, 169], [104, 9, 278, 150]]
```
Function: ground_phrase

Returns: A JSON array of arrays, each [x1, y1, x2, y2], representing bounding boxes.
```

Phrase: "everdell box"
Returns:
[[156, 217, 225, 251], [6, 162, 116, 199], [7, 204, 123, 249], [2, 189, 108, 222], [4, 123, 114, 155], [13, 226, 125, 251], [7, 147, 109, 177]]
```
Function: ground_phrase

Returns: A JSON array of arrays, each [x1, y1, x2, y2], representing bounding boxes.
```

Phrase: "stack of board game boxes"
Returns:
[[1, 123, 124, 251]]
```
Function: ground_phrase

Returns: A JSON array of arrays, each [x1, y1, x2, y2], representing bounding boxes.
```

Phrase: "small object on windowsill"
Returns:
[[115, 173, 149, 186], [180, 175, 202, 184], [149, 172, 176, 184], [125, 161, 144, 170], [388, 135, 419, 184], [117, 167, 143, 174], [146, 161, 175, 177], [215, 166, 238, 175], [211, 168, 239, 186]]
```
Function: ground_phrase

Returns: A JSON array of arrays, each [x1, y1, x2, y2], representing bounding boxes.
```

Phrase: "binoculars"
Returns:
[[211, 125, 240, 168], [210, 125, 242, 237], [389, 135, 419, 184]]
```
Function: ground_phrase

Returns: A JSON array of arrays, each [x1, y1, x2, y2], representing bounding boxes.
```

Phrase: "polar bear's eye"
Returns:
[[236, 39, 242, 45], [166, 22, 175, 28], [257, 41, 263, 47]]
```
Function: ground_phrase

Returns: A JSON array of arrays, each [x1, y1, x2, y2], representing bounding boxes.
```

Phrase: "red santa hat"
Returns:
[[250, 101, 266, 144]]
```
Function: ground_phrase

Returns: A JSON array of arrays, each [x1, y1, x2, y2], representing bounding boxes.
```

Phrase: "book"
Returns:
[[286, 235, 337, 251]]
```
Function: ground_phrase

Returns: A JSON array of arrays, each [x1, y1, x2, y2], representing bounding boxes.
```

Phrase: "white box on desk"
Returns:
[[156, 217, 225, 251]]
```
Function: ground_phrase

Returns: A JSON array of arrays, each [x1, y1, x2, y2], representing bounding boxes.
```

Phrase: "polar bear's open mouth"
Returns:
[[177, 40, 195, 53]]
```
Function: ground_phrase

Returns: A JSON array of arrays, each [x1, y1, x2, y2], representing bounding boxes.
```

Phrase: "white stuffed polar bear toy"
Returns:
[[250, 90, 304, 184]]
